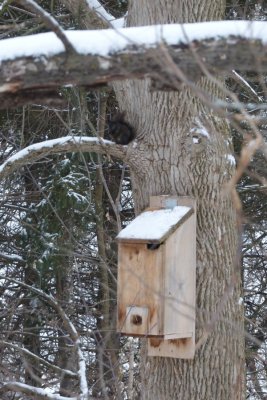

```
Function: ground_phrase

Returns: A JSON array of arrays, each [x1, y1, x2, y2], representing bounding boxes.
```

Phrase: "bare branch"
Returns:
[[0, 277, 78, 340], [227, 136, 263, 188], [0, 341, 78, 378], [231, 70, 263, 103], [14, 0, 76, 53], [62, 0, 124, 29], [0, 277, 89, 399], [0, 136, 127, 180]]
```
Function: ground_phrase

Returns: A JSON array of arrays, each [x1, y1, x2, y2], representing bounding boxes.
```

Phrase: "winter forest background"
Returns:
[[0, 0, 266, 399]]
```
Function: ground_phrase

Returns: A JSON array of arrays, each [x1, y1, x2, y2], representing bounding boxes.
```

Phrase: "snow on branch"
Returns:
[[2, 20, 267, 63], [231, 70, 263, 103], [1, 21, 267, 108], [0, 136, 127, 179], [86, 0, 124, 28], [0, 382, 77, 400], [0, 252, 24, 263]]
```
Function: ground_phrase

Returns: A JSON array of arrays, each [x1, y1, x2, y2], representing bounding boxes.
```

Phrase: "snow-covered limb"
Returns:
[[0, 0, 9, 12], [86, 0, 124, 28], [0, 381, 77, 400], [1, 341, 78, 378], [231, 70, 263, 103], [237, 183, 267, 192], [0, 252, 24, 263], [0, 136, 127, 180], [2, 341, 88, 399], [1, 20, 267, 63], [15, 0, 76, 53], [77, 345, 89, 399], [1, 21, 267, 108]]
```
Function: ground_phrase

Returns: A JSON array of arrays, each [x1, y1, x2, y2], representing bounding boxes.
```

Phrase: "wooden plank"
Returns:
[[125, 306, 149, 335], [148, 335, 195, 359], [117, 242, 164, 336], [163, 213, 196, 338]]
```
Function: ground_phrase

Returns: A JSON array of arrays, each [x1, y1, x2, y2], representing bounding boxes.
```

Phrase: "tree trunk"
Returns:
[[115, 1, 245, 399], [56, 253, 78, 397], [94, 93, 121, 398], [22, 135, 41, 387]]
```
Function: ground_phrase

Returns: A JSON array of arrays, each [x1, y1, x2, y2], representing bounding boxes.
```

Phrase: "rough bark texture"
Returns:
[[1, 31, 267, 109], [114, 1, 245, 399]]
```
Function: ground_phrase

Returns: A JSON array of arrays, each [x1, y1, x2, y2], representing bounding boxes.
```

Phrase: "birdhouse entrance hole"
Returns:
[[116, 195, 196, 359], [131, 314, 143, 325]]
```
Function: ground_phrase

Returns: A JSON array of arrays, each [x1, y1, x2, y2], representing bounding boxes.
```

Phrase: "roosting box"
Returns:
[[117, 196, 196, 359]]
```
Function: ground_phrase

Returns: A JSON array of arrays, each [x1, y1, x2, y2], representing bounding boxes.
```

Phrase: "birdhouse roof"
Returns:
[[117, 206, 193, 243]]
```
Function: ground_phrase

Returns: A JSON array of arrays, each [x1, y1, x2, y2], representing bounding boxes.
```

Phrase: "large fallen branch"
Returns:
[[0, 21, 267, 108]]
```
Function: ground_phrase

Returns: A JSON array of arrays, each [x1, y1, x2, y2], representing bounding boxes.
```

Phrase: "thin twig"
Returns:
[[14, 0, 76, 53]]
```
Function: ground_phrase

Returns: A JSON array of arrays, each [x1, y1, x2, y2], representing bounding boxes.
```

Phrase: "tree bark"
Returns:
[[114, 0, 245, 399], [1, 22, 267, 108]]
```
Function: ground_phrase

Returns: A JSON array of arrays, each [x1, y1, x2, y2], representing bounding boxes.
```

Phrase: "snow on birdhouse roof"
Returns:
[[117, 206, 193, 243]]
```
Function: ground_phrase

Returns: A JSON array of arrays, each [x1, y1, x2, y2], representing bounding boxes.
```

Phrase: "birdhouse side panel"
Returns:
[[117, 242, 165, 336], [163, 214, 196, 338]]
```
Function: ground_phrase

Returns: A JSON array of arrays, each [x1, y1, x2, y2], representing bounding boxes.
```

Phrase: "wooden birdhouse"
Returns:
[[117, 195, 196, 359]]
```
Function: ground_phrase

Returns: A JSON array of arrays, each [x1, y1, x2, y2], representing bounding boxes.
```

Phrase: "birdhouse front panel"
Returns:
[[117, 241, 165, 336]]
